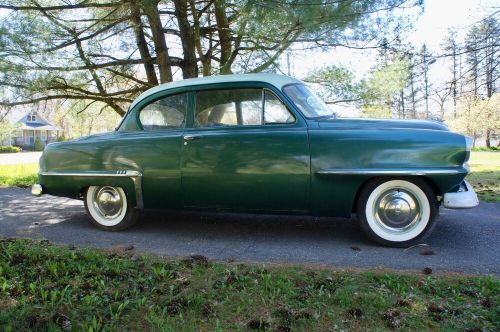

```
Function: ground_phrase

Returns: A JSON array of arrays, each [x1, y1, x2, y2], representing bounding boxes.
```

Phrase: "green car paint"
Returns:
[[38, 74, 469, 217]]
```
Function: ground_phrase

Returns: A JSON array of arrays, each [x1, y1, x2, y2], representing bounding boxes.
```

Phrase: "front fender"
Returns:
[[309, 128, 467, 216]]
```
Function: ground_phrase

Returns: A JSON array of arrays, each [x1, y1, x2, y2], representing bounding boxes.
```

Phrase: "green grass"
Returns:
[[467, 152, 500, 202], [471, 146, 499, 152], [0, 163, 38, 188], [0, 152, 498, 202], [0, 238, 498, 331]]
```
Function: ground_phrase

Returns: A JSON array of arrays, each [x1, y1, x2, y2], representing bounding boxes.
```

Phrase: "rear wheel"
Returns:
[[84, 186, 138, 231], [356, 178, 438, 247]]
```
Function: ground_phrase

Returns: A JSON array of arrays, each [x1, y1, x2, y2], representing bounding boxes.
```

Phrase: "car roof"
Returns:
[[129, 73, 303, 110]]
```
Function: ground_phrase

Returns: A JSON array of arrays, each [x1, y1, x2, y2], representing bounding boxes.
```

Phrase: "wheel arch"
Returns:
[[351, 176, 442, 213]]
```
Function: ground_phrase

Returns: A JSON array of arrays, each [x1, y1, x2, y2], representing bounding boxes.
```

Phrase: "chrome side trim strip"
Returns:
[[39, 170, 143, 209], [316, 167, 467, 176], [39, 170, 142, 177]]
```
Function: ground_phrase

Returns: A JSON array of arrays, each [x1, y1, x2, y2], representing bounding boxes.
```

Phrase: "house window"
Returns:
[[27, 115, 36, 122]]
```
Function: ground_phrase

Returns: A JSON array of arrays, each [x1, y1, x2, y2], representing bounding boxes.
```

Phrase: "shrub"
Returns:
[[0, 145, 22, 153], [33, 138, 45, 151]]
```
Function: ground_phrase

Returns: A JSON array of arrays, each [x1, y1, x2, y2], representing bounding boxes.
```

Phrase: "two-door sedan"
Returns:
[[32, 74, 479, 247]]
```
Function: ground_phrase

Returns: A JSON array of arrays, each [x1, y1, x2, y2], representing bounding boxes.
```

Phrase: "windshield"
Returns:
[[283, 84, 334, 119]]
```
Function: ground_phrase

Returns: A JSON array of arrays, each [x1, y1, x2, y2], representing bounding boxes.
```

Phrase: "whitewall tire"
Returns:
[[357, 178, 438, 247], [84, 186, 138, 231]]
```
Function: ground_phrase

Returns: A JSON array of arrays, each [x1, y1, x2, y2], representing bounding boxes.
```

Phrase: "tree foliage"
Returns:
[[305, 65, 359, 104], [0, 0, 420, 117], [0, 120, 14, 144], [306, 56, 410, 118], [447, 93, 500, 146]]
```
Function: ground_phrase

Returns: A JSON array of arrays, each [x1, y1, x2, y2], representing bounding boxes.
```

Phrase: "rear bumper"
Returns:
[[443, 180, 479, 209], [31, 183, 43, 196]]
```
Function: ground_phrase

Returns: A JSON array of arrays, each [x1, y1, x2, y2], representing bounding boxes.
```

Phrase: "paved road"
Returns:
[[0, 187, 499, 275], [0, 152, 42, 165]]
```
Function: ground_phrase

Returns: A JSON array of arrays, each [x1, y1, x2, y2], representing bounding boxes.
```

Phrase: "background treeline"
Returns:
[[306, 16, 499, 147]]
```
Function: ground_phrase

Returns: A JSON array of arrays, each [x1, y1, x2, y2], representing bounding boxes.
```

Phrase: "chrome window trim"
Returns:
[[193, 87, 296, 128], [39, 170, 143, 209]]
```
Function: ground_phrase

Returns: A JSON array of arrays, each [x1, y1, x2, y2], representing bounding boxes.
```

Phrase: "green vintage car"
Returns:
[[32, 74, 479, 247]]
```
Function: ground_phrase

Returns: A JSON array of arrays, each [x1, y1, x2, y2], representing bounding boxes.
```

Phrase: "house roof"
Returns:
[[7, 110, 62, 131], [129, 73, 303, 110], [18, 123, 63, 131]]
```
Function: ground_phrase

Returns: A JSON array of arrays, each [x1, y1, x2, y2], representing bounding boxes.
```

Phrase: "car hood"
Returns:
[[316, 118, 449, 131]]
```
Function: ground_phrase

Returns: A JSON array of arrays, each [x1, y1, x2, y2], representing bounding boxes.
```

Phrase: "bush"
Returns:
[[0, 145, 22, 153], [33, 138, 45, 151], [472, 146, 499, 152]]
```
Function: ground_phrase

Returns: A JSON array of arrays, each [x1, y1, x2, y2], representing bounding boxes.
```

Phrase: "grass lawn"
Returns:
[[0, 152, 498, 202], [466, 152, 500, 202], [0, 238, 498, 331], [0, 163, 38, 188]]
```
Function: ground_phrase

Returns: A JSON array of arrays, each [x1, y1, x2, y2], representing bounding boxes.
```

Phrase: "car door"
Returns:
[[115, 92, 188, 209], [181, 86, 310, 213]]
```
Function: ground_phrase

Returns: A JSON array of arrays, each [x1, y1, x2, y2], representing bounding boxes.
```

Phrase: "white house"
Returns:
[[3, 110, 63, 148]]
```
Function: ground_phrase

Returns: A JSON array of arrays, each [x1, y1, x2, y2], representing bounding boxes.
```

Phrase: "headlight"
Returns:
[[464, 136, 473, 162]]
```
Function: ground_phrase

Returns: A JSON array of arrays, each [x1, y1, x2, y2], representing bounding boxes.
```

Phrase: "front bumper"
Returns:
[[443, 180, 479, 209], [31, 183, 43, 196]]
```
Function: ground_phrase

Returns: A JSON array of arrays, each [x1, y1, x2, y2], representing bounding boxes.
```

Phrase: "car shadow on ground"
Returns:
[[1, 188, 499, 274], [1, 188, 365, 244], [0, 188, 475, 251]]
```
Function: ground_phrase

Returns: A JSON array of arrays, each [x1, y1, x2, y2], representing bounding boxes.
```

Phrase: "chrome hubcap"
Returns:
[[93, 186, 123, 219], [374, 189, 421, 233]]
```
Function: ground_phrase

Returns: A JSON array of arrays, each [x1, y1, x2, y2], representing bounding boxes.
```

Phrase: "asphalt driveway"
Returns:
[[0, 187, 499, 275]]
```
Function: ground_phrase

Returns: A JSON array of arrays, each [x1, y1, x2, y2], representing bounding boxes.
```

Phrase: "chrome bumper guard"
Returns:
[[32, 184, 43, 196], [443, 180, 479, 209]]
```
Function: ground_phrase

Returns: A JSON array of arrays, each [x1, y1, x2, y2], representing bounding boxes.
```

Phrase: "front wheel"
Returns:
[[356, 178, 438, 247], [84, 186, 138, 231]]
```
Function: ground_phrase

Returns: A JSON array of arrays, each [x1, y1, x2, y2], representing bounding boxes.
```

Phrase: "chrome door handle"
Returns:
[[183, 135, 200, 140]]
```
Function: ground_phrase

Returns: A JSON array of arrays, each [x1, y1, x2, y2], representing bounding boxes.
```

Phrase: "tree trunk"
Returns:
[[174, 0, 198, 78], [409, 65, 416, 119], [143, 1, 173, 83], [451, 36, 458, 118], [130, 1, 158, 86], [214, 0, 233, 74], [400, 89, 405, 119], [484, 32, 494, 148]]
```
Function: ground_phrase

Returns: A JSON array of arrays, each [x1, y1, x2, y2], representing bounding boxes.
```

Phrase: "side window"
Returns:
[[195, 89, 294, 127], [139, 93, 187, 130], [264, 90, 294, 124]]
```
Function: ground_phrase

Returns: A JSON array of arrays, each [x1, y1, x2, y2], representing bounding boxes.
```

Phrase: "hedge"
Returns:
[[0, 146, 22, 153]]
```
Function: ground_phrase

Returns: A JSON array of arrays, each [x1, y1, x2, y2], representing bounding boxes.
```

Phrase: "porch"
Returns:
[[13, 129, 60, 149]]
